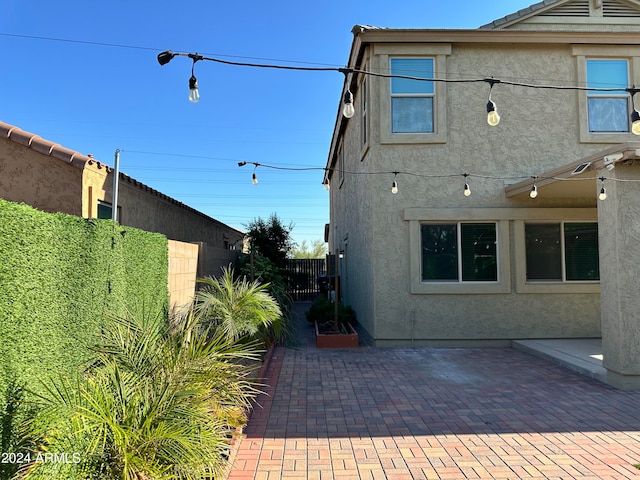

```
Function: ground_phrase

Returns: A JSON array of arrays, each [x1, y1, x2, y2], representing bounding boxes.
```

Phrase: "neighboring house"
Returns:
[[0, 120, 244, 277], [325, 0, 640, 389]]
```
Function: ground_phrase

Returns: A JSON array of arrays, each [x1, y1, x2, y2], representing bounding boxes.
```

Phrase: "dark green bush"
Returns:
[[305, 294, 356, 331]]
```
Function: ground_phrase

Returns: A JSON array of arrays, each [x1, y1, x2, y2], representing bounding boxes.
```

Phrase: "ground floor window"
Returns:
[[421, 222, 497, 282], [525, 222, 599, 282]]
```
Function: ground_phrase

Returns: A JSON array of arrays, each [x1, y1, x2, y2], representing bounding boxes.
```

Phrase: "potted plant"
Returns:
[[305, 295, 359, 348]]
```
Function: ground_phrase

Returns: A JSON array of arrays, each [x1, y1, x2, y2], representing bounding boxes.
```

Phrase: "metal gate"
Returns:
[[285, 258, 325, 300]]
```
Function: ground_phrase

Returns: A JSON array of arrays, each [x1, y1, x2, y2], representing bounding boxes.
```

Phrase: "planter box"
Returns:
[[315, 321, 359, 348]]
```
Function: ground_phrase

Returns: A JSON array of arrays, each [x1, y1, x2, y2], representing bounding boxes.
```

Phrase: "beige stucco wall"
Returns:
[[0, 138, 84, 216], [331, 38, 640, 345], [195, 242, 241, 279], [106, 173, 244, 248], [82, 161, 111, 218], [168, 240, 200, 315]]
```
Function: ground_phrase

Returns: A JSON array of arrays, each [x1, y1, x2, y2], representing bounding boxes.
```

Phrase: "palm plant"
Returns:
[[194, 267, 284, 344], [19, 307, 262, 480]]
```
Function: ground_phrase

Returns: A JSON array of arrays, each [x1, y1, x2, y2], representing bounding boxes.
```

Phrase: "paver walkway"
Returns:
[[226, 304, 640, 479]]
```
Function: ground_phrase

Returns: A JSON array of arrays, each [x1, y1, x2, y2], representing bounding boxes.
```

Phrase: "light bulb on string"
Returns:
[[252, 171, 258, 185], [599, 177, 607, 201], [188, 75, 200, 103], [530, 176, 538, 199], [485, 79, 501, 126], [463, 173, 471, 197], [391, 172, 399, 194], [343, 90, 355, 118], [629, 88, 640, 135], [188, 55, 201, 103], [632, 110, 640, 136], [487, 101, 500, 126]]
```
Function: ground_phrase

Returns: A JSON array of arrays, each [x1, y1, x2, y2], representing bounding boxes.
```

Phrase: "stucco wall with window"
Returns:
[[330, 36, 638, 345]]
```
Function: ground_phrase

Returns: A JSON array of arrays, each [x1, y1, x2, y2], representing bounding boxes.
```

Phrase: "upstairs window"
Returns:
[[391, 58, 434, 133], [525, 222, 599, 282], [586, 59, 629, 132]]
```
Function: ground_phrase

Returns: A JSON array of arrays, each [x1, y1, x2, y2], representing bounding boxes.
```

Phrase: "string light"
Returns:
[[391, 172, 399, 194], [630, 88, 640, 135], [599, 177, 607, 201], [236, 161, 640, 204], [157, 50, 202, 102], [486, 79, 501, 127], [238, 161, 261, 184], [463, 173, 471, 197], [529, 176, 538, 199], [343, 90, 355, 118], [157, 50, 640, 132], [188, 76, 200, 103]]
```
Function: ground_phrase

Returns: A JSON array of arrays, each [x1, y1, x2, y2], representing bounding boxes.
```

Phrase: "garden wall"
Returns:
[[0, 199, 168, 450], [168, 240, 199, 314]]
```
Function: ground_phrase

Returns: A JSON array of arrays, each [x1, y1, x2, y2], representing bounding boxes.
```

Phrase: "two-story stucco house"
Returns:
[[325, 0, 640, 389]]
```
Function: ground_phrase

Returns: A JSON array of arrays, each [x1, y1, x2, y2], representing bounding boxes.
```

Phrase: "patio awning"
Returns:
[[504, 142, 640, 200]]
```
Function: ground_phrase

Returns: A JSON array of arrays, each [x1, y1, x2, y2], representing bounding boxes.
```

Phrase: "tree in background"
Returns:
[[292, 240, 327, 259], [239, 214, 294, 326], [244, 214, 294, 273]]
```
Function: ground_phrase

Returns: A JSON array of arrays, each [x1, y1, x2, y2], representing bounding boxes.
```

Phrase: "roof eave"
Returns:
[[505, 142, 640, 198]]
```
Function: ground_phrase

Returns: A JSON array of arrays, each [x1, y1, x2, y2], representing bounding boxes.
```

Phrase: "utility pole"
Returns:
[[112, 149, 120, 222]]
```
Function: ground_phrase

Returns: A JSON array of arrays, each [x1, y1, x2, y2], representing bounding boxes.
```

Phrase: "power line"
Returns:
[[0, 32, 342, 68]]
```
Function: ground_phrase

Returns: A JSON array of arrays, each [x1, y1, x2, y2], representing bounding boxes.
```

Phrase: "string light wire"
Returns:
[[236, 160, 637, 199], [157, 49, 639, 124]]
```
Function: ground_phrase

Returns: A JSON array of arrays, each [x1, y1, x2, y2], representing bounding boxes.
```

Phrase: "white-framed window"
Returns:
[[586, 59, 629, 133], [421, 222, 498, 283], [573, 46, 639, 143], [525, 222, 599, 282], [391, 58, 435, 133], [376, 44, 450, 144]]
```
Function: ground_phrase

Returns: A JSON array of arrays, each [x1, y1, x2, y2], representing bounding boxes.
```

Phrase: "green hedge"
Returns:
[[0, 199, 168, 465]]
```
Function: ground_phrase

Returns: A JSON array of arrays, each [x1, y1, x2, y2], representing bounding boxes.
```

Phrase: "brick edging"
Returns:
[[224, 345, 285, 479]]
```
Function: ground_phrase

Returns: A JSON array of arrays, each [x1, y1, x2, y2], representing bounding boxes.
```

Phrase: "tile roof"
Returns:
[[0, 120, 243, 232], [0, 120, 103, 170], [478, 0, 563, 29]]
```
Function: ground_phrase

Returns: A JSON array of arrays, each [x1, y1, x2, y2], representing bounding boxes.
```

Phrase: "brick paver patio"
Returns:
[[226, 305, 640, 479]]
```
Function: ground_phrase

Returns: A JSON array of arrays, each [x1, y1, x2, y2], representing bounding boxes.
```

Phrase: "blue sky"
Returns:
[[1, 0, 536, 247]]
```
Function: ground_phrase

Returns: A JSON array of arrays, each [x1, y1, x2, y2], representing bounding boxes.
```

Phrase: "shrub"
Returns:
[[19, 307, 262, 480], [195, 267, 285, 346], [305, 295, 356, 333]]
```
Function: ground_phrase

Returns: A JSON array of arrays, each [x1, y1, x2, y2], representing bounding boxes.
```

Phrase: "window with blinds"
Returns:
[[525, 222, 599, 282]]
